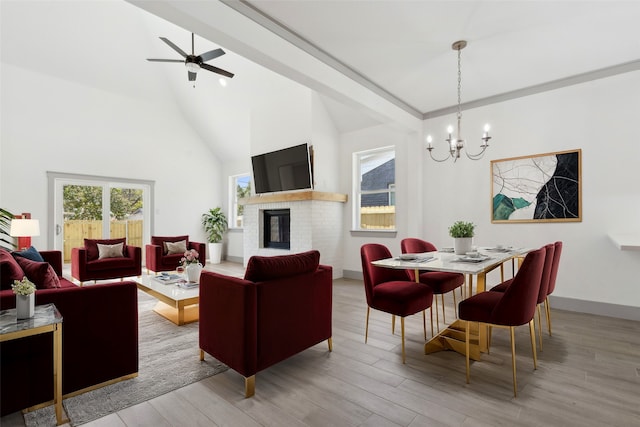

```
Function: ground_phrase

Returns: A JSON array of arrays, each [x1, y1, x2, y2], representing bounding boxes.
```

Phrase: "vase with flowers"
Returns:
[[12, 276, 36, 319], [180, 249, 202, 283]]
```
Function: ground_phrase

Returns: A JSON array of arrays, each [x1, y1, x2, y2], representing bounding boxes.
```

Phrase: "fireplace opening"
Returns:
[[263, 209, 290, 249]]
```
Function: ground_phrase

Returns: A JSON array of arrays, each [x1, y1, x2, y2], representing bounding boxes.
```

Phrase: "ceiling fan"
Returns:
[[147, 33, 235, 83]]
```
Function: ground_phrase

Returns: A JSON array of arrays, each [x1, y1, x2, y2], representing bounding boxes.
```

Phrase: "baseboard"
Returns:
[[342, 269, 640, 321], [343, 269, 363, 280], [225, 255, 243, 264], [549, 295, 640, 321]]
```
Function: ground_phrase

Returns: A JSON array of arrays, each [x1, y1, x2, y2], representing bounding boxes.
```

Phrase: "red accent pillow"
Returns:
[[14, 256, 61, 289], [244, 250, 320, 282], [84, 238, 127, 261], [0, 249, 25, 290]]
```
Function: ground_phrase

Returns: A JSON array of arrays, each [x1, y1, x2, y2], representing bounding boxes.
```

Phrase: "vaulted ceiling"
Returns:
[[3, 1, 639, 162]]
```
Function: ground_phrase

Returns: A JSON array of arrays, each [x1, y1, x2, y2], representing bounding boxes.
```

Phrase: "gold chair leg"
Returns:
[[453, 290, 458, 318], [441, 294, 446, 324], [529, 320, 538, 370], [401, 317, 406, 364], [536, 305, 543, 351], [245, 375, 255, 398], [465, 320, 470, 384], [392, 314, 396, 335], [422, 310, 426, 341], [510, 326, 517, 397], [434, 297, 440, 333], [327, 337, 333, 352], [430, 306, 434, 338], [199, 349, 204, 361], [546, 297, 553, 336], [365, 307, 370, 343]]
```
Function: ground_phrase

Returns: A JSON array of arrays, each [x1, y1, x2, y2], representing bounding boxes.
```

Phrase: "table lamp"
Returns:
[[9, 219, 40, 250]]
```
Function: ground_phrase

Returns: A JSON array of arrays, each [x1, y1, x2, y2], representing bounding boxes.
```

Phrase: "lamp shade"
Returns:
[[9, 219, 40, 237]]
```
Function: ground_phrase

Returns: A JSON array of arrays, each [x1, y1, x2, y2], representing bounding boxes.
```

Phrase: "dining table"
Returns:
[[371, 247, 530, 361]]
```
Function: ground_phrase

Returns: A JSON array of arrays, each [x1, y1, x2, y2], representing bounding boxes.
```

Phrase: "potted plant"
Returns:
[[449, 220, 475, 255], [12, 276, 36, 319], [201, 207, 227, 264]]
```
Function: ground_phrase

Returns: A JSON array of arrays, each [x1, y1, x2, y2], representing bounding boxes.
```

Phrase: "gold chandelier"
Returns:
[[426, 40, 491, 162]]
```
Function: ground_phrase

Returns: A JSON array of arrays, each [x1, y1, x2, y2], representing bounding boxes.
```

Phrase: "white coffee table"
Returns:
[[135, 275, 199, 325]]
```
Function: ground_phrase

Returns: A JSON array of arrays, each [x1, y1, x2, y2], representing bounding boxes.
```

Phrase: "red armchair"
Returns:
[[145, 235, 206, 274], [71, 238, 142, 285], [198, 250, 332, 397]]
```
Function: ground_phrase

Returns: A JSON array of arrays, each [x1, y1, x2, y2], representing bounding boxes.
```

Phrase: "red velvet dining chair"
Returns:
[[544, 241, 563, 336], [360, 243, 434, 363], [458, 247, 545, 397], [489, 243, 555, 351], [401, 238, 465, 335]]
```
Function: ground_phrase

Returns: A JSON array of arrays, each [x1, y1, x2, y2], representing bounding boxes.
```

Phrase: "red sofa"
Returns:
[[71, 238, 142, 284], [145, 235, 206, 274], [199, 250, 332, 397], [0, 249, 138, 416]]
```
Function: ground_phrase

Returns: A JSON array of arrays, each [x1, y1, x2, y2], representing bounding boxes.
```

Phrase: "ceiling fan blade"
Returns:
[[188, 71, 197, 82], [159, 37, 187, 58], [201, 63, 234, 78], [199, 48, 225, 62], [147, 58, 184, 63]]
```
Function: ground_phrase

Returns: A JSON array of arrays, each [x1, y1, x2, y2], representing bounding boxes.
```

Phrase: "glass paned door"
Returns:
[[53, 177, 150, 263], [61, 183, 104, 263]]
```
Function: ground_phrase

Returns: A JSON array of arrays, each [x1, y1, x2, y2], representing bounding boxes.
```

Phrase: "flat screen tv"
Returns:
[[251, 143, 313, 194]]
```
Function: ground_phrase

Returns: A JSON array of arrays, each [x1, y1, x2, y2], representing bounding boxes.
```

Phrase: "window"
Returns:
[[353, 146, 396, 230], [229, 174, 251, 228]]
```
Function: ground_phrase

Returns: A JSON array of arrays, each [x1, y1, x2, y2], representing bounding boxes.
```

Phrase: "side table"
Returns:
[[0, 303, 69, 425]]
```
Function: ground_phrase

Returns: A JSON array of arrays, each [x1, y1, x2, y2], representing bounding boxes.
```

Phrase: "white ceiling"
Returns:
[[2, 1, 639, 162], [238, 0, 640, 116]]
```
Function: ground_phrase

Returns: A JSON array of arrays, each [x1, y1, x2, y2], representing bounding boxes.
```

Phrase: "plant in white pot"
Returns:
[[449, 221, 475, 255], [12, 276, 36, 319], [202, 207, 227, 264]]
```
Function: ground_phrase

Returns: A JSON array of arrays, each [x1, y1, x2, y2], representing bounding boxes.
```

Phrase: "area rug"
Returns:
[[23, 291, 227, 426]]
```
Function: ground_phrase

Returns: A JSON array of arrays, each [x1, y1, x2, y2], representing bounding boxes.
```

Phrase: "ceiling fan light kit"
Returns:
[[426, 40, 492, 163], [147, 32, 234, 86]]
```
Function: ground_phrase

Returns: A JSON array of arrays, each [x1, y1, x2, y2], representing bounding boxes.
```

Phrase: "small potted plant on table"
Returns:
[[449, 221, 475, 255], [12, 276, 36, 319], [202, 207, 227, 264]]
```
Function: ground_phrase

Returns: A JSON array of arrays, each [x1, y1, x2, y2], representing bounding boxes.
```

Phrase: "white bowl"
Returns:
[[465, 251, 481, 258]]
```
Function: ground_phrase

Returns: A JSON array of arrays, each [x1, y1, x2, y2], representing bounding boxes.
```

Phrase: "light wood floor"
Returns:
[[3, 262, 639, 426]]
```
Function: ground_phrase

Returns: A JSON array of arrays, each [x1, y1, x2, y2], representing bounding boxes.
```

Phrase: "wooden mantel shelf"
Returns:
[[240, 191, 348, 205]]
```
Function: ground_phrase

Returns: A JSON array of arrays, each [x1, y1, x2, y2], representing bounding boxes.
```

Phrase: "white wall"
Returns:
[[340, 124, 423, 273], [0, 64, 224, 249], [340, 71, 640, 313]]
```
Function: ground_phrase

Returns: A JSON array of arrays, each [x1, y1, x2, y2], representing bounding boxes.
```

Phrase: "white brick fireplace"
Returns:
[[242, 191, 347, 278]]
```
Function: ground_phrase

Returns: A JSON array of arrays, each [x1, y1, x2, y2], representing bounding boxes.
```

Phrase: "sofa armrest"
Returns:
[[189, 241, 206, 264], [199, 271, 257, 377], [40, 250, 63, 277], [71, 247, 88, 281], [1, 281, 138, 415], [145, 244, 163, 272]]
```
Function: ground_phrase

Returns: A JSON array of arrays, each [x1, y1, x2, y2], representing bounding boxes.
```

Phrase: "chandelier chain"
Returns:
[[425, 40, 491, 163], [457, 46, 462, 137]]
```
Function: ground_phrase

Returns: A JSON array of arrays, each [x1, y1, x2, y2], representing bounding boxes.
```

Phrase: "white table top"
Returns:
[[372, 247, 530, 275], [135, 274, 199, 302]]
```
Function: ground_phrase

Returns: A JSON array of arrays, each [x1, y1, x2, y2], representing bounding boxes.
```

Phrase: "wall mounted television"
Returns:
[[251, 143, 314, 194]]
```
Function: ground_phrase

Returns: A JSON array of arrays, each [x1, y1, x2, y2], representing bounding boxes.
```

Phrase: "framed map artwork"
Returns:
[[491, 149, 582, 223]]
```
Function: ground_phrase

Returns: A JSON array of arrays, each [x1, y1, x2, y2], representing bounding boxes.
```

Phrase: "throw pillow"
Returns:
[[14, 256, 61, 289], [97, 242, 124, 259], [0, 248, 25, 290], [165, 240, 187, 255], [84, 238, 126, 261], [12, 246, 45, 262], [244, 250, 320, 282]]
